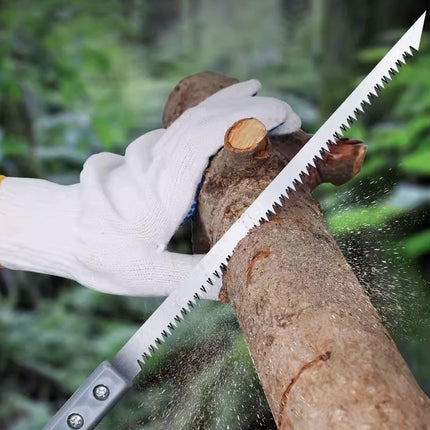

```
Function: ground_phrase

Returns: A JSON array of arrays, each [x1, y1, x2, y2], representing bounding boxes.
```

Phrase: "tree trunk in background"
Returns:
[[0, 94, 41, 178], [163, 73, 430, 429], [314, 0, 429, 117]]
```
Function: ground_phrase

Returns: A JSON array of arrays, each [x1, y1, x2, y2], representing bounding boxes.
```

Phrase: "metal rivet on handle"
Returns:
[[67, 413, 84, 429], [93, 384, 110, 401]]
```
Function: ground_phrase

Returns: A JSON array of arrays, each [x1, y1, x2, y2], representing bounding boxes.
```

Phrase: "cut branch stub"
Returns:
[[225, 118, 271, 161], [319, 138, 367, 186]]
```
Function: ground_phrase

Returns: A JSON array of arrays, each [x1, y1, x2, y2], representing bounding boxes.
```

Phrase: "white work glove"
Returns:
[[0, 80, 301, 296]]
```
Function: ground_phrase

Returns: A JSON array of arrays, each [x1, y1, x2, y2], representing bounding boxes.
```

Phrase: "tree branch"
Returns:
[[164, 72, 430, 429]]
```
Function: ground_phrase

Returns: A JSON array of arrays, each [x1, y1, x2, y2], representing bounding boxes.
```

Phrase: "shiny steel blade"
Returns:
[[112, 11, 426, 381]]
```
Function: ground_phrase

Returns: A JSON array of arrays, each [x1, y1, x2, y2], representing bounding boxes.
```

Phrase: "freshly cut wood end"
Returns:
[[225, 118, 270, 158]]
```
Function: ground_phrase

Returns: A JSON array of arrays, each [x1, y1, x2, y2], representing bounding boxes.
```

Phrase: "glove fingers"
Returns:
[[76, 249, 203, 297], [224, 96, 301, 133], [150, 97, 300, 242], [125, 128, 166, 173], [203, 79, 261, 104], [268, 113, 302, 135], [155, 251, 203, 296]]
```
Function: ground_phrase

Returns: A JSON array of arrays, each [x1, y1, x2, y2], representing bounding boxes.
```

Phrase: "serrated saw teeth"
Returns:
[[109, 13, 425, 383], [313, 152, 323, 162], [403, 51, 412, 60], [361, 100, 370, 110], [306, 160, 315, 169]]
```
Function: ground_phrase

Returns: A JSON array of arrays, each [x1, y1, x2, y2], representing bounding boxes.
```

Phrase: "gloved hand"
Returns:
[[0, 79, 301, 296]]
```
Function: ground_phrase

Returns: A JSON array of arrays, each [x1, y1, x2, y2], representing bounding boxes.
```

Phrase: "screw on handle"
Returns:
[[43, 361, 133, 430]]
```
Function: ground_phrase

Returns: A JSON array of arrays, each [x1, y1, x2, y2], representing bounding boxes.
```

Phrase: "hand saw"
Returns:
[[44, 12, 426, 430]]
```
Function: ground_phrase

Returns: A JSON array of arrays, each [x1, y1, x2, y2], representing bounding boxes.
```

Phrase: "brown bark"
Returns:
[[164, 72, 430, 429], [162, 71, 239, 127]]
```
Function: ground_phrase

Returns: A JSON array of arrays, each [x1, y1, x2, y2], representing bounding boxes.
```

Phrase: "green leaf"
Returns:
[[1, 135, 30, 157], [327, 205, 406, 234], [402, 230, 430, 258], [400, 149, 430, 176], [417, 135, 430, 151], [342, 121, 367, 142], [408, 115, 430, 140], [373, 125, 412, 150], [358, 155, 386, 177], [357, 46, 388, 63]]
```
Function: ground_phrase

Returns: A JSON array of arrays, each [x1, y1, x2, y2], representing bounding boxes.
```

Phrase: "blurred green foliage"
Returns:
[[321, 34, 430, 250], [0, 1, 429, 429], [317, 25, 430, 392]]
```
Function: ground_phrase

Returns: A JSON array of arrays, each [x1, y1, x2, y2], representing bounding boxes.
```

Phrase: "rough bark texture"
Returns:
[[164, 72, 430, 429], [162, 71, 239, 127]]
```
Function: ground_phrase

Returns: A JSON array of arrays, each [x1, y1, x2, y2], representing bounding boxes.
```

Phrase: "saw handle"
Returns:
[[43, 361, 132, 430]]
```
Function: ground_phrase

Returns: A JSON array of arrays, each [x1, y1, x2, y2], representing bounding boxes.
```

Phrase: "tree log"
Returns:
[[164, 72, 430, 429]]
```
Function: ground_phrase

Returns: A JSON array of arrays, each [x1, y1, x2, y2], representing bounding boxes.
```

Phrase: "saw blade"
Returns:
[[111, 11, 426, 381]]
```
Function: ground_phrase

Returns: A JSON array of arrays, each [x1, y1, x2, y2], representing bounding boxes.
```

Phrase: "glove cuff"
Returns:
[[0, 177, 79, 278]]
